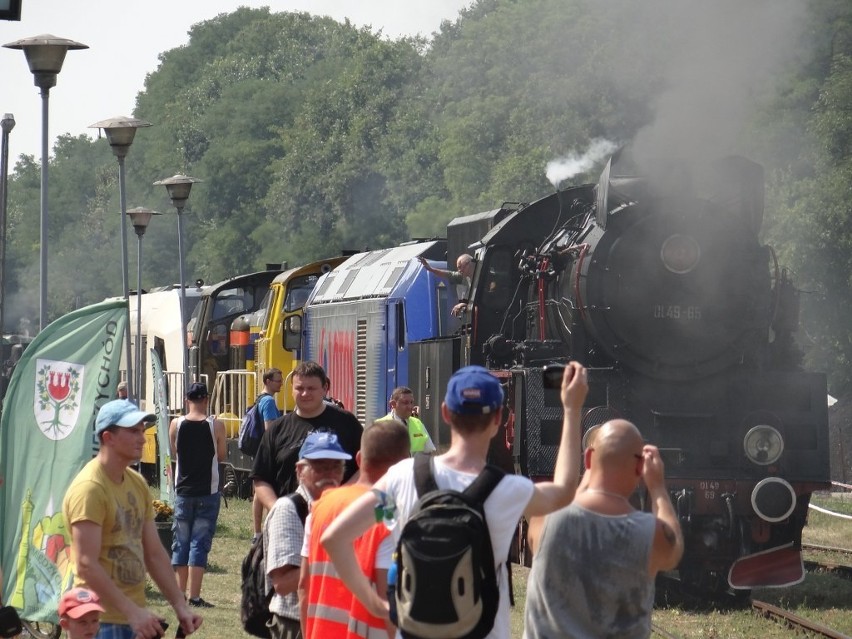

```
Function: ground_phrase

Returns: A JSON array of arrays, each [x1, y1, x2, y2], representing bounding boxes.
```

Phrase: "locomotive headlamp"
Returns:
[[661, 234, 701, 274], [743, 425, 784, 466]]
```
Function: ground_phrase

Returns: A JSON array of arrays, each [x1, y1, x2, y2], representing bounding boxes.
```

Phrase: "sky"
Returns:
[[0, 0, 472, 163]]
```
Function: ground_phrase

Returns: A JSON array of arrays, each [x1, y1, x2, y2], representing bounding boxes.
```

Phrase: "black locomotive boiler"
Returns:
[[420, 151, 831, 593]]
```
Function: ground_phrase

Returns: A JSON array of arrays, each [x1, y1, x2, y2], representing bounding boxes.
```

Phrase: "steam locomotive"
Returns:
[[305, 150, 829, 593]]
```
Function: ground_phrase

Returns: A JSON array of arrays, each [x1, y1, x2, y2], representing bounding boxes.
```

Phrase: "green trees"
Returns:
[[748, 0, 852, 391], [1, 0, 850, 392]]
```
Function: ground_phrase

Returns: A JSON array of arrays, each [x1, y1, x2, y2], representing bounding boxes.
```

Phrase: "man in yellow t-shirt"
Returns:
[[381, 386, 436, 454], [62, 399, 203, 639]]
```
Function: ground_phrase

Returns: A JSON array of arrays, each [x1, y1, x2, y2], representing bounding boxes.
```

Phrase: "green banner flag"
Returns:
[[0, 300, 127, 622], [150, 347, 174, 504]]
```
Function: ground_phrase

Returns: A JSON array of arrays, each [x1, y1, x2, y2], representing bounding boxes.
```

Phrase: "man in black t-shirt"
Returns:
[[169, 382, 227, 608], [251, 361, 362, 512]]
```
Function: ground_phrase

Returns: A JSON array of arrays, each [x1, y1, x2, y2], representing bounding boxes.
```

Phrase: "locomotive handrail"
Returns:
[[572, 243, 590, 319]]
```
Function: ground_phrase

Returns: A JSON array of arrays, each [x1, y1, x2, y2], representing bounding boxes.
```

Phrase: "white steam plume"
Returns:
[[545, 138, 619, 188]]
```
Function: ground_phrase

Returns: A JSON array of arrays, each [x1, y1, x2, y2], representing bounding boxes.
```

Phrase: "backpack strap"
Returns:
[[288, 492, 309, 525], [414, 453, 505, 506], [461, 464, 511, 605], [462, 464, 505, 506], [413, 452, 439, 498], [253, 392, 269, 410]]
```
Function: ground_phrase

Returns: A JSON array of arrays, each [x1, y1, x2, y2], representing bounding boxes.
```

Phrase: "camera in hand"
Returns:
[[0, 606, 23, 639], [542, 363, 566, 389]]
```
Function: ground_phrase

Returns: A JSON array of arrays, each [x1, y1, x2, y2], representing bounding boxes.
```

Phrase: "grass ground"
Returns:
[[145, 492, 852, 638]]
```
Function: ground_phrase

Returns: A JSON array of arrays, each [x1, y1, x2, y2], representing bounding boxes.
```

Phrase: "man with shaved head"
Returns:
[[523, 419, 684, 639]]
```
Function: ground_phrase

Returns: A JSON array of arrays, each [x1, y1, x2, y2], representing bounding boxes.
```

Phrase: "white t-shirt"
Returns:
[[378, 456, 535, 639]]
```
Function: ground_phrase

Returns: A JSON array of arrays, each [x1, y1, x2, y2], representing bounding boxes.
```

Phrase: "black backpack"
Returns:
[[238, 393, 269, 456], [240, 493, 308, 638], [393, 453, 504, 639]]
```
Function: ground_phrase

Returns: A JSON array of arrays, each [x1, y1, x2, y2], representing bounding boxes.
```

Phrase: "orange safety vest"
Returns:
[[306, 484, 391, 639]]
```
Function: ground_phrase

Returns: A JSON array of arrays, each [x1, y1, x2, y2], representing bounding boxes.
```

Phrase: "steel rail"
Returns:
[[651, 621, 684, 639], [803, 542, 852, 556], [804, 558, 852, 582], [752, 599, 852, 639]]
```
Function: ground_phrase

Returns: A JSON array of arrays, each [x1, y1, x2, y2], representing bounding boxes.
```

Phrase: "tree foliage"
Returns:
[[2, 0, 851, 392]]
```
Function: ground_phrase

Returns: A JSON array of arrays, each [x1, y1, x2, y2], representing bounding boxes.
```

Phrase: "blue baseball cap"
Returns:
[[445, 366, 504, 415], [298, 431, 352, 460], [95, 399, 156, 435]]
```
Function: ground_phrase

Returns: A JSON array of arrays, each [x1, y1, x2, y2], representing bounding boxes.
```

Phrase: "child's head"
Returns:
[[58, 588, 104, 639]]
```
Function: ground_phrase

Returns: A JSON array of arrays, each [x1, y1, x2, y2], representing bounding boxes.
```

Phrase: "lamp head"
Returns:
[[89, 116, 152, 159], [3, 34, 88, 91], [126, 207, 161, 238], [154, 174, 202, 210]]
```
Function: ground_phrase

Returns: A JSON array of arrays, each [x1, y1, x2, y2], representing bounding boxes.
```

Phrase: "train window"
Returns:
[[397, 302, 406, 351], [284, 275, 320, 312], [259, 288, 275, 333], [187, 303, 203, 346], [212, 287, 250, 319]]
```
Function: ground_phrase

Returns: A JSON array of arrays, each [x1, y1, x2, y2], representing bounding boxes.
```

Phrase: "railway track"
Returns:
[[651, 621, 685, 638], [751, 599, 852, 638], [803, 543, 852, 581], [655, 567, 852, 638], [803, 542, 852, 557], [653, 599, 852, 638]]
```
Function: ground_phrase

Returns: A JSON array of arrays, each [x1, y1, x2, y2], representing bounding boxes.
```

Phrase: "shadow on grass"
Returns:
[[655, 571, 852, 613], [755, 572, 852, 610]]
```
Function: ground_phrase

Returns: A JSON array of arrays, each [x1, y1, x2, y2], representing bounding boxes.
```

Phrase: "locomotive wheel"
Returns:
[[22, 620, 61, 639]]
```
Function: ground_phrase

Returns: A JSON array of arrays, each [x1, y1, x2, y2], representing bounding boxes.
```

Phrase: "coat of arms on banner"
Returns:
[[33, 359, 84, 440]]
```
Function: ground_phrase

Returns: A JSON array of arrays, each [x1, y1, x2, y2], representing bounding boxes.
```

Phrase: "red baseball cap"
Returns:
[[58, 588, 105, 619]]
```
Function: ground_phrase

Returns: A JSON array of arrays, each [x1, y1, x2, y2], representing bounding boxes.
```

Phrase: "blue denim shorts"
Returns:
[[97, 623, 134, 639], [172, 492, 221, 568]]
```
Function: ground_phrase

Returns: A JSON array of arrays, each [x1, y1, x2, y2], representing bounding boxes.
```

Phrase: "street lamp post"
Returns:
[[89, 117, 152, 401], [154, 174, 201, 396], [0, 114, 14, 341], [127, 207, 160, 407], [4, 34, 88, 332]]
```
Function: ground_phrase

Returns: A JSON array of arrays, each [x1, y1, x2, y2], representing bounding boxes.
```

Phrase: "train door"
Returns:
[[276, 273, 321, 410], [384, 299, 404, 410]]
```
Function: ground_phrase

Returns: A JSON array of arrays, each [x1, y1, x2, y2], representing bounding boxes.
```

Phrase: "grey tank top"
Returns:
[[523, 504, 657, 639]]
